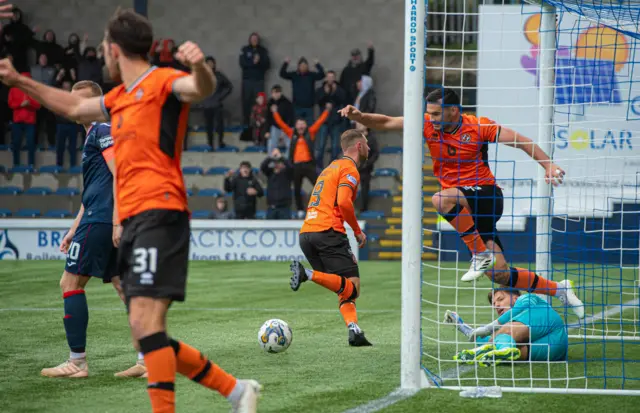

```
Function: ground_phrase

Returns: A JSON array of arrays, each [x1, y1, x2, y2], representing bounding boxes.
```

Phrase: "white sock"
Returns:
[[70, 351, 86, 360], [305, 269, 313, 280], [137, 352, 144, 362], [348, 322, 361, 333], [227, 380, 246, 404]]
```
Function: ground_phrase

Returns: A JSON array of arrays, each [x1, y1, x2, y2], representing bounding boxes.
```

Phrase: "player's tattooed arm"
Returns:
[[173, 41, 216, 102], [338, 105, 404, 131]]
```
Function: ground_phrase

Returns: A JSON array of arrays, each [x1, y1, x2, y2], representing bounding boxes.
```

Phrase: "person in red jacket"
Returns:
[[9, 72, 40, 166]]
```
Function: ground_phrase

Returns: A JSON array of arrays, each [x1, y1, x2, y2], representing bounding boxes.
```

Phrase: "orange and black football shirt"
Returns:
[[101, 66, 190, 222]]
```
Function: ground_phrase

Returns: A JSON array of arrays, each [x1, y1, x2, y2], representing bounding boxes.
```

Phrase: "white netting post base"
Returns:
[[414, 0, 640, 395]]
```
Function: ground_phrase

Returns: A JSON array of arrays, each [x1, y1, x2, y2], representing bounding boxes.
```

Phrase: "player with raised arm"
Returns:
[[339, 87, 584, 318], [289, 129, 372, 346], [445, 288, 569, 365], [0, 9, 260, 413], [39, 81, 146, 379]]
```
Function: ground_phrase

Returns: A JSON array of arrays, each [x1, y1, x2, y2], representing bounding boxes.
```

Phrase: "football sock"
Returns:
[[305, 268, 314, 280], [139, 332, 176, 413], [442, 205, 487, 254], [138, 352, 145, 362], [169, 339, 240, 400], [494, 334, 517, 351], [508, 267, 558, 296], [63, 289, 88, 355], [312, 271, 355, 297], [339, 300, 358, 328]]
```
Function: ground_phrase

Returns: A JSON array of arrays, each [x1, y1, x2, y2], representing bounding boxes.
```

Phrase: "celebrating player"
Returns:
[[339, 87, 584, 318], [445, 288, 569, 365], [39, 81, 145, 379], [0, 9, 260, 413], [289, 129, 373, 346]]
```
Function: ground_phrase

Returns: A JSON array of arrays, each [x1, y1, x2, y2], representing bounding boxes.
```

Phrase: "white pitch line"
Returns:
[[341, 389, 420, 413], [0, 306, 400, 314]]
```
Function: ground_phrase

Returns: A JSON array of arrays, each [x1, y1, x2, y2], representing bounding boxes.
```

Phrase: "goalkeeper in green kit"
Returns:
[[445, 288, 569, 366]]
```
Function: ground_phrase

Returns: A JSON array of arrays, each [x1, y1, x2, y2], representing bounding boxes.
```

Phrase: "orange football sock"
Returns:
[[140, 333, 176, 413], [509, 267, 558, 296], [171, 339, 237, 397], [443, 205, 487, 254], [311, 271, 354, 297], [339, 300, 358, 327]]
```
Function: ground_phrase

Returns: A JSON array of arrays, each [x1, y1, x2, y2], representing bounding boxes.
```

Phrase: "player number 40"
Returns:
[[133, 247, 158, 274]]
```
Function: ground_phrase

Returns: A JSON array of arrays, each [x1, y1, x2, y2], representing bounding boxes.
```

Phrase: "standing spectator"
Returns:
[[77, 47, 103, 85], [354, 75, 376, 114], [224, 161, 264, 219], [279, 57, 325, 125], [55, 80, 79, 167], [37, 30, 64, 69], [266, 85, 293, 157], [8, 72, 40, 167], [355, 123, 379, 212], [30, 53, 57, 147], [62, 33, 82, 81], [2, 8, 34, 72], [196, 56, 232, 149], [150, 38, 176, 67], [272, 103, 330, 217], [0, 82, 8, 146], [239, 33, 270, 125], [315, 70, 348, 169], [250, 92, 268, 146], [261, 148, 293, 220], [340, 43, 375, 104], [212, 196, 234, 219]]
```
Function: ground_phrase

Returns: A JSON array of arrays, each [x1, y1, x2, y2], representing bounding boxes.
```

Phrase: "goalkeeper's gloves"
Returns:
[[443, 310, 474, 338], [468, 320, 501, 342]]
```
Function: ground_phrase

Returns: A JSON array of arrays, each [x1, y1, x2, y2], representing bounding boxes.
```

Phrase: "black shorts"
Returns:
[[458, 185, 504, 251], [299, 229, 359, 278], [117, 209, 190, 302], [64, 222, 118, 283]]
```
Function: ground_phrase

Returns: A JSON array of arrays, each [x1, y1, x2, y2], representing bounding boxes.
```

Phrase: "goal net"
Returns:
[[403, 0, 640, 395]]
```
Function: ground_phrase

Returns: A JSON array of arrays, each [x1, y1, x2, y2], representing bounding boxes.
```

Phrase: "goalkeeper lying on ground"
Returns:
[[445, 288, 569, 366]]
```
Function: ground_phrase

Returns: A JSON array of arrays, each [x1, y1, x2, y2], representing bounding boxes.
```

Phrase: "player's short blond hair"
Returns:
[[72, 81, 103, 97], [340, 129, 366, 151]]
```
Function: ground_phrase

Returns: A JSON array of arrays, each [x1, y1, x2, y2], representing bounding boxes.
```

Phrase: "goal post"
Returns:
[[401, 0, 640, 395]]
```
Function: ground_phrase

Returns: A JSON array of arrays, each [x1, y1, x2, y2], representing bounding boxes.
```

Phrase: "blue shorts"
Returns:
[[64, 222, 118, 283], [512, 308, 568, 362]]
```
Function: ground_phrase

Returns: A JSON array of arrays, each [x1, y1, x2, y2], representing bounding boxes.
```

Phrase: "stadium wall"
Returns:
[[21, 0, 405, 122]]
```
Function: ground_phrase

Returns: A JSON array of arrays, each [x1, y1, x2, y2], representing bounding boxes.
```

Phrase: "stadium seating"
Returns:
[[23, 186, 53, 195], [68, 166, 83, 174], [359, 210, 385, 220], [55, 187, 81, 196], [243, 146, 266, 153], [191, 210, 212, 219], [39, 165, 65, 174], [44, 209, 72, 218], [206, 166, 230, 175], [187, 144, 213, 152], [216, 145, 240, 152], [15, 208, 41, 218], [182, 166, 204, 175], [373, 168, 400, 177], [186, 189, 194, 197], [9, 165, 35, 174], [255, 210, 267, 219], [0, 186, 23, 195], [198, 188, 224, 197], [380, 146, 403, 154], [369, 189, 392, 198]]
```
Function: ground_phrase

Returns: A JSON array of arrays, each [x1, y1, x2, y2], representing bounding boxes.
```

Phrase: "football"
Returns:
[[258, 319, 292, 353]]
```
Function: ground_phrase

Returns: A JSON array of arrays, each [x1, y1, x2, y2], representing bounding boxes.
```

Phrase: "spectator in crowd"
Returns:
[[9, 72, 40, 166], [272, 103, 330, 217], [62, 33, 82, 80], [37, 30, 64, 69], [224, 161, 264, 219], [195, 56, 232, 149], [2, 7, 34, 72], [150, 38, 175, 67], [239, 32, 270, 125], [354, 75, 376, 113], [266, 84, 293, 157], [355, 123, 379, 212], [279, 57, 325, 125], [77, 47, 103, 85], [0, 81, 8, 146], [250, 92, 268, 146], [340, 43, 375, 104], [30, 53, 57, 147], [212, 196, 234, 219], [55, 80, 79, 167], [261, 148, 293, 220], [315, 70, 348, 169]]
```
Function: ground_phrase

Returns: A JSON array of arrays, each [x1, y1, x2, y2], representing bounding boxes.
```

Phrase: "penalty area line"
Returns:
[[341, 388, 420, 413]]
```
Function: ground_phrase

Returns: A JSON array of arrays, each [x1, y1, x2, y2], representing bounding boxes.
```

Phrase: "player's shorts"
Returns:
[[512, 306, 568, 362], [64, 222, 118, 283], [528, 329, 568, 361], [458, 185, 504, 251], [299, 229, 359, 278], [117, 209, 190, 302]]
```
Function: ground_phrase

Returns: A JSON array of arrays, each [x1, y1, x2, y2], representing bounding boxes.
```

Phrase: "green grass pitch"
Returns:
[[1, 260, 638, 412]]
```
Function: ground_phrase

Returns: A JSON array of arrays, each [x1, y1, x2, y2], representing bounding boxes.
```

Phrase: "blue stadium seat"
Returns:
[[198, 188, 224, 197], [369, 189, 392, 198], [186, 189, 194, 197], [380, 146, 403, 154], [215, 145, 239, 153], [368, 233, 381, 242], [182, 166, 204, 175], [226, 125, 245, 133], [206, 166, 231, 175], [373, 168, 399, 177], [0, 144, 9, 151], [255, 210, 267, 219], [37, 145, 56, 152], [39, 165, 65, 174], [24, 186, 53, 195], [55, 187, 81, 196], [15, 208, 41, 218], [0, 186, 22, 195], [359, 210, 385, 219], [44, 209, 72, 218], [191, 210, 212, 219], [252, 167, 260, 176], [68, 165, 83, 174], [243, 146, 266, 153], [9, 165, 34, 174], [0, 208, 11, 217], [187, 144, 213, 152]]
